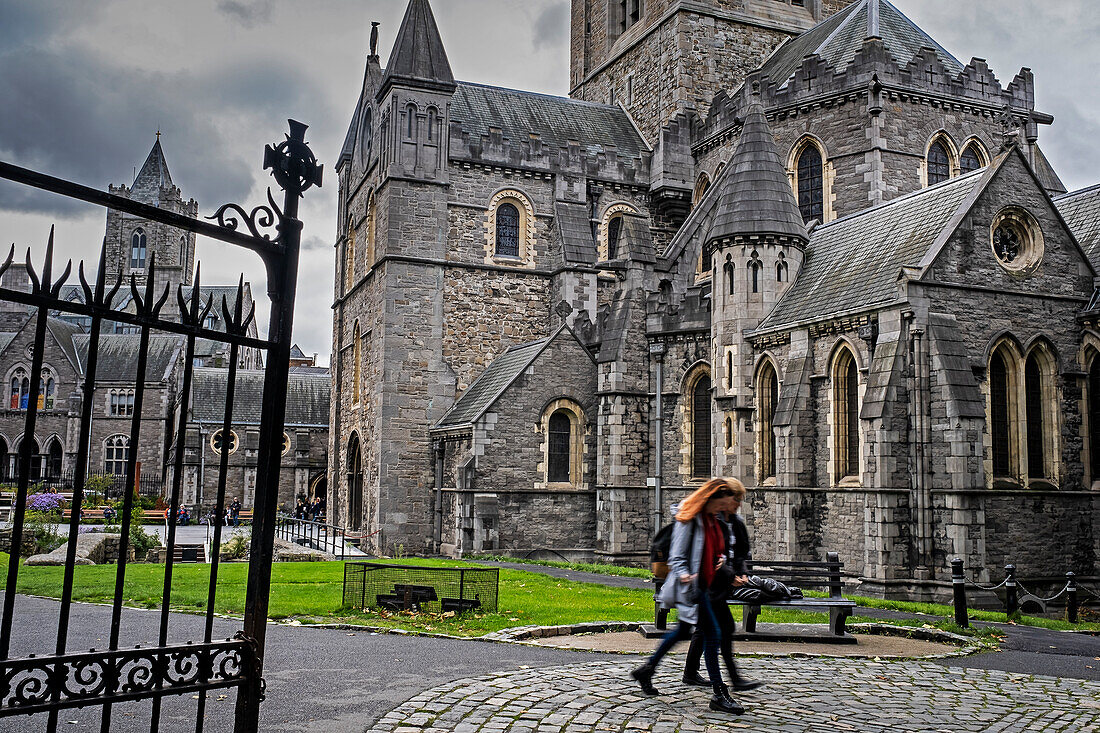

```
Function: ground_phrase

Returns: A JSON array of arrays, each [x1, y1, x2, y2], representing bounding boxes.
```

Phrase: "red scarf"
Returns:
[[701, 514, 726, 587]]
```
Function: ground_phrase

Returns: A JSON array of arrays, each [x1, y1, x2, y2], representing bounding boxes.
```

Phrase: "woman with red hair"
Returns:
[[631, 478, 745, 714]]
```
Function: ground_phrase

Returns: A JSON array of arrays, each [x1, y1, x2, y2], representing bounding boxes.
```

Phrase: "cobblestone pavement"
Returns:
[[369, 658, 1100, 732]]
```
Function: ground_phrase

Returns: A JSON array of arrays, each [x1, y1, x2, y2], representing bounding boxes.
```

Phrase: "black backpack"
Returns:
[[650, 522, 675, 564]]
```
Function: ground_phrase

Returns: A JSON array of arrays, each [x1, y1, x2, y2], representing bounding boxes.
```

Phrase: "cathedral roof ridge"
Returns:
[[456, 80, 621, 112]]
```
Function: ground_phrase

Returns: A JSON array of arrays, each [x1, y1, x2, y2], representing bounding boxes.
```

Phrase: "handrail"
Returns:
[[275, 514, 359, 560]]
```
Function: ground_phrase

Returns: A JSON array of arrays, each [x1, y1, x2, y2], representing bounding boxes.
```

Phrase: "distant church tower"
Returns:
[[570, 0, 860, 142], [104, 137, 198, 295]]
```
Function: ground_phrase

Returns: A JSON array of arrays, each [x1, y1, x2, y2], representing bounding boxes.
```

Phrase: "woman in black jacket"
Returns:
[[680, 490, 763, 692]]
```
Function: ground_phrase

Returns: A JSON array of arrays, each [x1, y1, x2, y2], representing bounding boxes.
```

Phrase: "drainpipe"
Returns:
[[651, 342, 666, 533], [432, 438, 444, 552]]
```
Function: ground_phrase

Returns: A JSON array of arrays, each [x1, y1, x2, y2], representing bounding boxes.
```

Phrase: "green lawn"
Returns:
[[4, 555, 1092, 637]]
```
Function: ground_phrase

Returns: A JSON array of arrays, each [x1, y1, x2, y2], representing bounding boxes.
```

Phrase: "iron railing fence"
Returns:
[[0, 119, 320, 732], [276, 515, 362, 561], [0, 468, 165, 501]]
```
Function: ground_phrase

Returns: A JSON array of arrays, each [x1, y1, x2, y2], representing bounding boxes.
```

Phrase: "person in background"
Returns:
[[230, 497, 242, 526]]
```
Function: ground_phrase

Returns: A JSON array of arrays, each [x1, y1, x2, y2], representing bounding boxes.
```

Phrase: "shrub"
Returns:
[[221, 531, 250, 560], [27, 492, 64, 515], [21, 510, 65, 556]]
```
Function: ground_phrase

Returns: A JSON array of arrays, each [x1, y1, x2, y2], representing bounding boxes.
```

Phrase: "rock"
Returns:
[[24, 532, 120, 566], [273, 536, 336, 562]]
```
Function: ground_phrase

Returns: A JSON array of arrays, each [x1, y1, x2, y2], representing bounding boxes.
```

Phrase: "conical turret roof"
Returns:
[[131, 138, 174, 204], [380, 0, 454, 95], [707, 101, 808, 242]]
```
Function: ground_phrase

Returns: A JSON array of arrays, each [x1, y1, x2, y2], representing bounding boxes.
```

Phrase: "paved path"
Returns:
[[371, 657, 1100, 733]]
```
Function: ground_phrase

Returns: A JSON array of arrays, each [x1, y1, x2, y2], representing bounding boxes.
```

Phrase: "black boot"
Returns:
[[631, 664, 660, 696], [709, 684, 744, 715], [681, 671, 710, 687]]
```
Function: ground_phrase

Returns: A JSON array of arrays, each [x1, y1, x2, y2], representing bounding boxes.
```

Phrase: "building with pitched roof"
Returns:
[[333, 0, 1100, 598]]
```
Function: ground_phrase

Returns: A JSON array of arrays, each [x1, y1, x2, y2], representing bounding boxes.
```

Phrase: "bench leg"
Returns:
[[744, 605, 760, 634], [830, 607, 852, 636]]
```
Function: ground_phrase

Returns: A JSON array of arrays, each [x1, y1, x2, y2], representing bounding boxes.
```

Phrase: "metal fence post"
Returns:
[[1004, 564, 1018, 618], [951, 558, 969, 628], [1066, 571, 1078, 624]]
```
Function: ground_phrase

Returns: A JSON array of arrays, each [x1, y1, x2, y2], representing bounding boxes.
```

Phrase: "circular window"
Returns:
[[990, 207, 1043, 273], [210, 429, 239, 455], [282, 432, 292, 456]]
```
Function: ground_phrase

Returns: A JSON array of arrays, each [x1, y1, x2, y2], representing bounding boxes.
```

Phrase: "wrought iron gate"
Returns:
[[0, 120, 321, 731]]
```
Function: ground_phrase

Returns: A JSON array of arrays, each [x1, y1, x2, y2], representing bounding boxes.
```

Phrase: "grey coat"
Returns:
[[655, 514, 707, 626]]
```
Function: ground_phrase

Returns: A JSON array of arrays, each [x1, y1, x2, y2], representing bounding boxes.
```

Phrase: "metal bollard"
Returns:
[[1067, 572, 1078, 624], [1004, 564, 1018, 618], [951, 558, 969, 628], [654, 577, 668, 630]]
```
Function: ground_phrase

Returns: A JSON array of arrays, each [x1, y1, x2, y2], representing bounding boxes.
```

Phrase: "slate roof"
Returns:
[[556, 202, 597, 265], [190, 368, 330, 427], [760, 0, 963, 89], [46, 318, 82, 373], [72, 334, 184, 382], [755, 168, 986, 333], [452, 82, 647, 159], [1055, 184, 1100, 267], [433, 336, 552, 429], [131, 139, 173, 203], [707, 101, 807, 242], [381, 0, 454, 91]]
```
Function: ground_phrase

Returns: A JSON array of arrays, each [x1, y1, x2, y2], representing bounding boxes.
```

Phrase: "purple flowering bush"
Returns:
[[27, 492, 64, 514]]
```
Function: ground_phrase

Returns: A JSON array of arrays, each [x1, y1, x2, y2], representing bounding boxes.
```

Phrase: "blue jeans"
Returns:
[[647, 588, 723, 689]]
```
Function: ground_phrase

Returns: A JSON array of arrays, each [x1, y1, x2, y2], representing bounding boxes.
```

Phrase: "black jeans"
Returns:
[[646, 591, 724, 690], [684, 594, 737, 681]]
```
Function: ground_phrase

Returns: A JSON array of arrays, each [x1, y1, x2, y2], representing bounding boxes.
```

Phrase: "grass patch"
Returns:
[[464, 554, 652, 579], [4, 553, 1095, 637]]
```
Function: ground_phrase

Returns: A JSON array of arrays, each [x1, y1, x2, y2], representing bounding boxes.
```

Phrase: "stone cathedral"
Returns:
[[331, 0, 1100, 599]]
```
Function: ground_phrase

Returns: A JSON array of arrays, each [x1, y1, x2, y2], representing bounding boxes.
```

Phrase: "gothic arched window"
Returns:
[[724, 258, 734, 297], [749, 254, 762, 294], [796, 144, 824, 223], [46, 437, 63, 479], [833, 348, 860, 482], [1090, 354, 1100, 484], [405, 104, 418, 140], [960, 142, 984, 174], [104, 434, 130, 475], [547, 410, 572, 483], [989, 348, 1013, 478], [495, 203, 520, 258], [347, 433, 363, 531], [606, 216, 623, 260], [345, 217, 356, 295], [691, 373, 712, 479], [927, 140, 952, 185], [776, 253, 788, 283], [1024, 348, 1056, 481], [426, 107, 438, 143], [130, 229, 147, 270], [759, 361, 778, 482], [352, 323, 362, 405]]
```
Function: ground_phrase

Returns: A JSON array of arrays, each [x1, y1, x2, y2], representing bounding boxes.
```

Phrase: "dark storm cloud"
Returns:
[[216, 0, 274, 28], [532, 2, 569, 51], [0, 41, 335, 219]]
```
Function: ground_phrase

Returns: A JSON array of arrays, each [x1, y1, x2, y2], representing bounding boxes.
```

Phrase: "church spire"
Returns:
[[707, 97, 808, 244], [378, 0, 454, 98], [132, 137, 171, 191]]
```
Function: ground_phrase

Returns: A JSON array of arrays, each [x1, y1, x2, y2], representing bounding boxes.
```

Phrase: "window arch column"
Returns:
[[757, 360, 778, 484], [831, 347, 861, 484]]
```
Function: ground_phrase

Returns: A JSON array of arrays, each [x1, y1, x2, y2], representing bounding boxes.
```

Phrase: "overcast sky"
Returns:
[[1, 0, 1097, 365]]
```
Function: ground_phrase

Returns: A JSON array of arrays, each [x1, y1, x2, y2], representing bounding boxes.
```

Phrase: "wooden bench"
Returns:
[[171, 544, 206, 563], [60, 508, 110, 522], [729, 552, 857, 643]]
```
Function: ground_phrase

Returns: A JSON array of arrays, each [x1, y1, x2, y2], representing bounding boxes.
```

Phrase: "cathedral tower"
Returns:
[[104, 138, 197, 294], [569, 0, 860, 143]]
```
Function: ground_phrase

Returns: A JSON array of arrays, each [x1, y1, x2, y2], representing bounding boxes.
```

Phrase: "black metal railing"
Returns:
[[0, 119, 320, 732], [949, 558, 1099, 626], [275, 515, 359, 560]]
